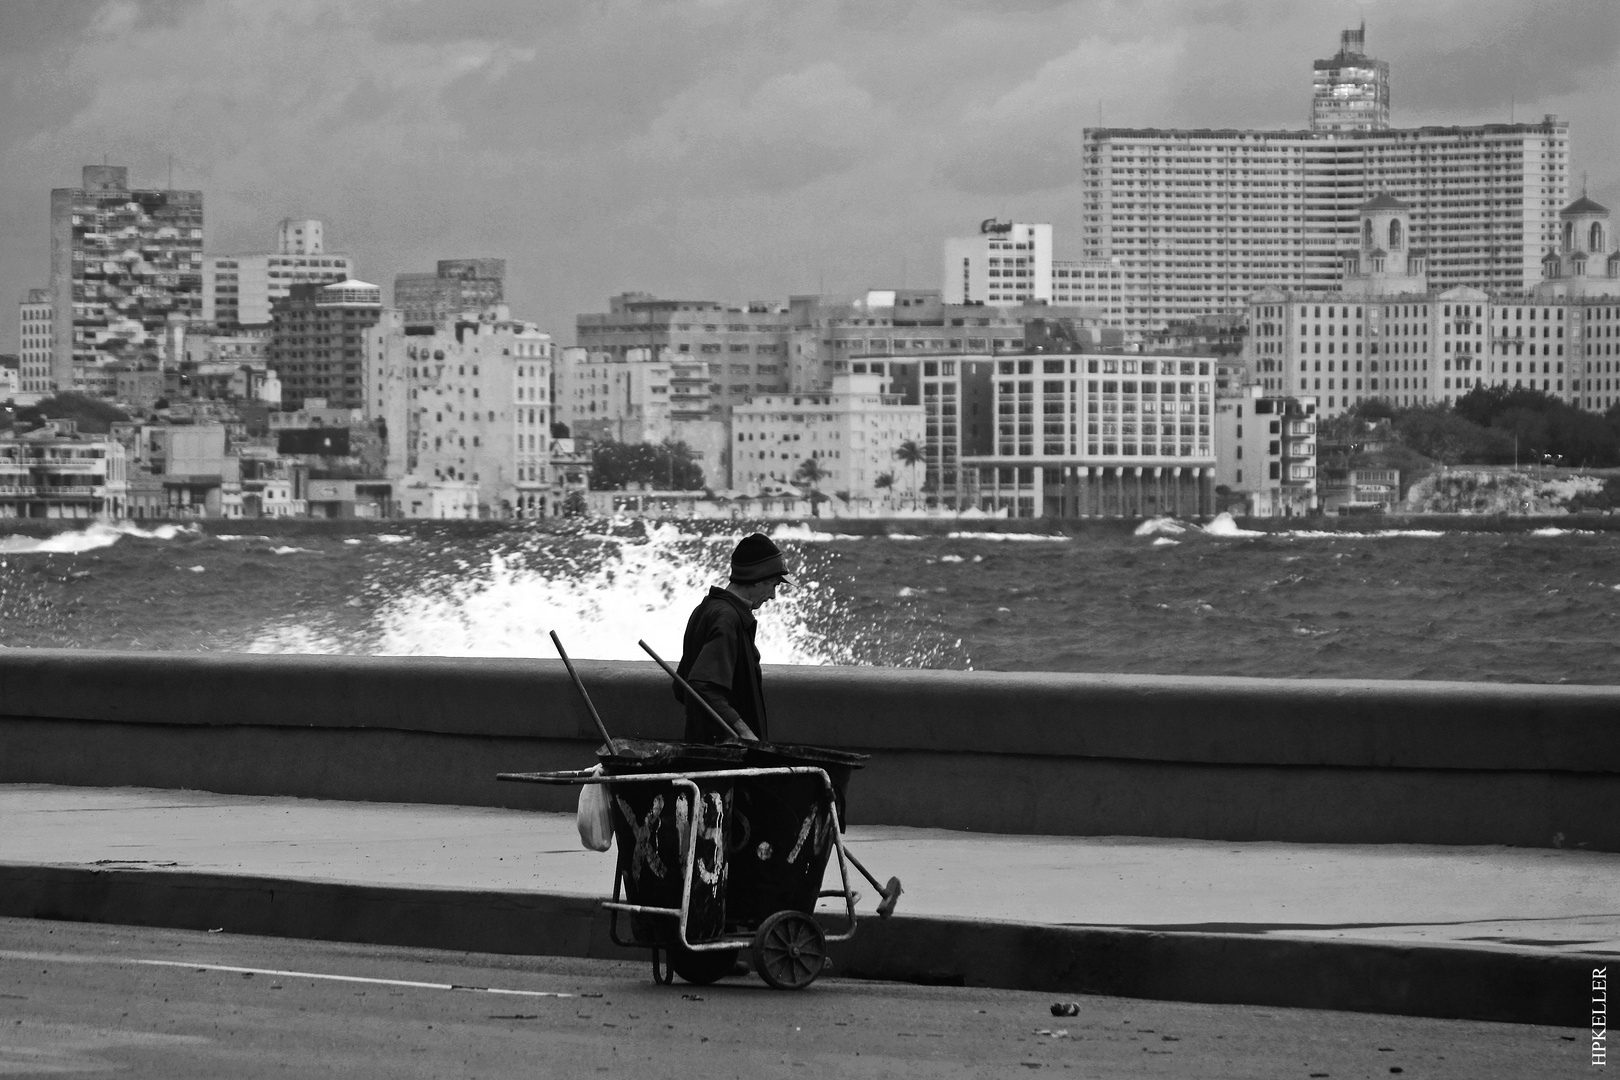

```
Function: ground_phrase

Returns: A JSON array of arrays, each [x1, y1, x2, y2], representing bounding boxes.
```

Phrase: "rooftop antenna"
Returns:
[[168, 154, 173, 190]]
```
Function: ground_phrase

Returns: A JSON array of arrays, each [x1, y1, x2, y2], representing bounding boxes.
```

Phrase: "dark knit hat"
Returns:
[[730, 533, 791, 584]]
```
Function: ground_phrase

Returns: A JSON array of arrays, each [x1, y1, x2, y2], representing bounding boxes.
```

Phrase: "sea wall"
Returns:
[[1, 649, 1617, 849]]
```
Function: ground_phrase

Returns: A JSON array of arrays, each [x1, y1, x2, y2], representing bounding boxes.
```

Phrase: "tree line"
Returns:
[[1325, 387, 1620, 469]]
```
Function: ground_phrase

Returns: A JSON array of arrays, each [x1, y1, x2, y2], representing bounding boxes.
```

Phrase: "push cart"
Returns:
[[498, 738, 868, 990]]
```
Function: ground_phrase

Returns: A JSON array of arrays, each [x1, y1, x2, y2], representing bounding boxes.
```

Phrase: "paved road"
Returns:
[[0, 918, 1584, 1078]]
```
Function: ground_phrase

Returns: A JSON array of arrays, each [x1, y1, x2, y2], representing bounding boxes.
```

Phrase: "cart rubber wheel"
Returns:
[[651, 948, 674, 986], [669, 945, 741, 986], [751, 910, 827, 991]]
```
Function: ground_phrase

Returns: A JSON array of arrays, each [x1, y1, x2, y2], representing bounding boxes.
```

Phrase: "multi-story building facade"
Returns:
[[269, 279, 384, 411], [808, 351, 1217, 517], [372, 305, 554, 518], [48, 165, 204, 393], [576, 294, 789, 414], [393, 260, 505, 329], [17, 288, 52, 397], [940, 220, 1125, 323], [942, 221, 1053, 305], [731, 373, 924, 506], [554, 346, 727, 487], [1213, 388, 1319, 516], [1310, 24, 1389, 132], [782, 290, 1111, 394], [0, 419, 128, 519], [1245, 194, 1619, 414], [1080, 30, 1570, 336], [203, 219, 353, 328]]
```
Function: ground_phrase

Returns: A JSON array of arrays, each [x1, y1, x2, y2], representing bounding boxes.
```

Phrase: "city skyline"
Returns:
[[0, 0, 1615, 348]]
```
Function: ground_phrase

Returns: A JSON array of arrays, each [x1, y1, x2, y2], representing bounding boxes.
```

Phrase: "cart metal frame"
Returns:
[[497, 764, 859, 957]]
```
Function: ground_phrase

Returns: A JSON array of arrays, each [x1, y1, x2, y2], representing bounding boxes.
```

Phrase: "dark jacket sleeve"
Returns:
[[685, 609, 740, 691]]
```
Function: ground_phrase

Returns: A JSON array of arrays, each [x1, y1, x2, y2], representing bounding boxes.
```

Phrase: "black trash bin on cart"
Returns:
[[724, 743, 868, 989], [599, 738, 745, 983]]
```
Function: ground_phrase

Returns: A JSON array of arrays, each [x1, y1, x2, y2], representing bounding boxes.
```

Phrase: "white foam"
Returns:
[[897, 586, 923, 597], [271, 545, 317, 555], [1201, 513, 1266, 538], [885, 533, 926, 541], [937, 554, 965, 563], [946, 531, 1071, 542], [376, 534, 410, 544], [1134, 517, 1188, 537], [0, 521, 191, 554], [340, 521, 845, 665], [768, 523, 862, 542], [1151, 537, 1180, 547]]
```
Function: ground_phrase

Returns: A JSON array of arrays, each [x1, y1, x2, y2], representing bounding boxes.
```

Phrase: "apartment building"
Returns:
[[731, 373, 924, 506], [203, 219, 353, 328], [394, 260, 505, 330], [48, 165, 204, 393], [269, 279, 384, 412], [1080, 31, 1570, 336], [17, 289, 52, 397], [373, 305, 554, 518]]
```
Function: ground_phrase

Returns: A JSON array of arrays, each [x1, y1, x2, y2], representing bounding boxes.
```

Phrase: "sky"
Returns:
[[0, 0, 1615, 348]]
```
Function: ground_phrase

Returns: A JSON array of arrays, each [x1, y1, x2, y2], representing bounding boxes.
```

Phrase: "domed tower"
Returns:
[[1341, 192, 1427, 297], [1536, 195, 1620, 299]]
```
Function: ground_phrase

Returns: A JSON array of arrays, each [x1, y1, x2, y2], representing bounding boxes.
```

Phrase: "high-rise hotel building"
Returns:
[[1079, 28, 1570, 337]]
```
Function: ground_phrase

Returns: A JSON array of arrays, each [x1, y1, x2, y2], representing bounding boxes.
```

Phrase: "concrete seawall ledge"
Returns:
[[2, 649, 1619, 847]]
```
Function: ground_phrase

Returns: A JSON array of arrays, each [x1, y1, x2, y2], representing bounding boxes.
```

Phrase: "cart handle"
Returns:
[[637, 639, 748, 743]]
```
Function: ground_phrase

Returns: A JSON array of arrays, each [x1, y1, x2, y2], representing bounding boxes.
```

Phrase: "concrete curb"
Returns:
[[0, 862, 1591, 1027]]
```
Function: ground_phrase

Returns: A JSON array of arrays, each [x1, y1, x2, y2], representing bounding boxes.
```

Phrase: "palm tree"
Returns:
[[893, 440, 924, 509], [874, 470, 896, 509], [794, 457, 829, 518]]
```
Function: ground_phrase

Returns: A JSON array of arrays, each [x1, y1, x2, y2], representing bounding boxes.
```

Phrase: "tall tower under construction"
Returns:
[[1311, 23, 1390, 132]]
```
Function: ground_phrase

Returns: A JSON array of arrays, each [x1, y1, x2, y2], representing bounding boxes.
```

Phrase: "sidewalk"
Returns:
[[1, 784, 1609, 1025]]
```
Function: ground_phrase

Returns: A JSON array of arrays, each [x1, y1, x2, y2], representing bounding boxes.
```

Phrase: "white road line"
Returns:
[[0, 951, 573, 998]]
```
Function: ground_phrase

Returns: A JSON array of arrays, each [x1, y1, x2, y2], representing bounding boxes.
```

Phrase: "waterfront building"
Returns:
[[0, 357, 18, 401], [1080, 30, 1570, 336], [18, 289, 53, 398], [816, 350, 1217, 517], [268, 279, 384, 412], [731, 373, 924, 508], [0, 419, 128, 519], [372, 305, 554, 519], [1213, 388, 1318, 517], [202, 219, 353, 328], [393, 260, 505, 330]]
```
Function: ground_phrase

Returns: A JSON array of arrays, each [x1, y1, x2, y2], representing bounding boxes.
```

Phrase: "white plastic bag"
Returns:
[[576, 766, 613, 852]]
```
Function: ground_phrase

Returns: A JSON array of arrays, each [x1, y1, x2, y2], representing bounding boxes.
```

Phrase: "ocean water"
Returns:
[[0, 515, 1617, 684]]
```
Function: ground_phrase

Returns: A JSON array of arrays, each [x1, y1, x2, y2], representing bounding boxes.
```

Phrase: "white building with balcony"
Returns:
[[1213, 388, 1318, 516], [0, 419, 128, 519]]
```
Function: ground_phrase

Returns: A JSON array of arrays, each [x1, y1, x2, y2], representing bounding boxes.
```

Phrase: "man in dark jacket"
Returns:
[[675, 533, 791, 743]]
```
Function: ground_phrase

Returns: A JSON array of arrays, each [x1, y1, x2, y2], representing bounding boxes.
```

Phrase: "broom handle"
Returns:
[[550, 631, 620, 757]]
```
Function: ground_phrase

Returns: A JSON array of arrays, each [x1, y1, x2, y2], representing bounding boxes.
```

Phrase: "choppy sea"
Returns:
[[0, 515, 1617, 684]]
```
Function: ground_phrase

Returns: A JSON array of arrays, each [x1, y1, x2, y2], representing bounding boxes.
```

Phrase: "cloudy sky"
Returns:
[[1, 0, 1615, 347]]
